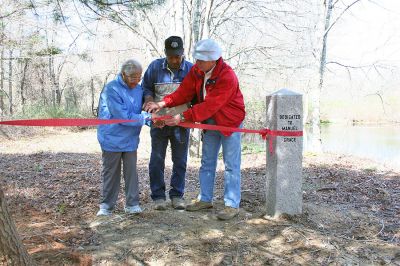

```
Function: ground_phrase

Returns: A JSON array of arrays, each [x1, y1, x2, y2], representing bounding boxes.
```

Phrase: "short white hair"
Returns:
[[121, 59, 142, 75]]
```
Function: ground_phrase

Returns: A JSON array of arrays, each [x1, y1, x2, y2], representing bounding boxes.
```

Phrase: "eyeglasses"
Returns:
[[123, 72, 141, 80]]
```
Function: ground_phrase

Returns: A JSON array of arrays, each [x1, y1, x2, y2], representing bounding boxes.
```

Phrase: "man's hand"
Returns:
[[164, 114, 182, 126], [142, 96, 154, 109], [143, 101, 161, 113]]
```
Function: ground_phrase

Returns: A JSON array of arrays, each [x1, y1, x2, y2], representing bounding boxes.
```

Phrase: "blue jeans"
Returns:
[[198, 121, 242, 208], [149, 126, 190, 200]]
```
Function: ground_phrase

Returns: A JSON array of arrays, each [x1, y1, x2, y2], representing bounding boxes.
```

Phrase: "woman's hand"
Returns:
[[151, 113, 165, 128]]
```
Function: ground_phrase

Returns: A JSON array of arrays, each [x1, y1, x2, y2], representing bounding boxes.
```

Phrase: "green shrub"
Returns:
[[17, 104, 90, 119], [244, 99, 265, 129]]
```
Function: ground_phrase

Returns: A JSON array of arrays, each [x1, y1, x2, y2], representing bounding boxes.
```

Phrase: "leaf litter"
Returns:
[[0, 127, 399, 265]]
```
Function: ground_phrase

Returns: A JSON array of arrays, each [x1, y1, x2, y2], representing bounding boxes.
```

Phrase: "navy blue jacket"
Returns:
[[141, 58, 193, 98]]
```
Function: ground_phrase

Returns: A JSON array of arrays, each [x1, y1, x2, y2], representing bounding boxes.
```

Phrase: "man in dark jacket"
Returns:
[[142, 36, 193, 210], [147, 39, 246, 220]]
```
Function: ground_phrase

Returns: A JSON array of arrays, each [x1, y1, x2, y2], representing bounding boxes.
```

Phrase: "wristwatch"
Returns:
[[179, 113, 185, 122]]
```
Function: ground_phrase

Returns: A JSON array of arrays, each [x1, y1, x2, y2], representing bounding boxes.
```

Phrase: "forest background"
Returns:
[[1, 1, 400, 265], [1, 0, 399, 138]]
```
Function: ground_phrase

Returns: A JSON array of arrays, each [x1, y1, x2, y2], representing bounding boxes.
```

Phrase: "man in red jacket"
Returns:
[[146, 39, 245, 220]]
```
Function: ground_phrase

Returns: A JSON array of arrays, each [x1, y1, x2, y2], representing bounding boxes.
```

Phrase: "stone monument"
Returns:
[[265, 89, 303, 217]]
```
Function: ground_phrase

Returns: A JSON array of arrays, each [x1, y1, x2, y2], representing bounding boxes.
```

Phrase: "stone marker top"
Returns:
[[270, 88, 302, 96]]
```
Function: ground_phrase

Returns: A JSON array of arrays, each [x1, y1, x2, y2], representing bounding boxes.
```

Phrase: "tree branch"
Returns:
[[324, 0, 363, 37]]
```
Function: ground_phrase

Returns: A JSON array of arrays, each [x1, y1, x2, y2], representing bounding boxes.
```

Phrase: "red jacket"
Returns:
[[163, 58, 245, 136]]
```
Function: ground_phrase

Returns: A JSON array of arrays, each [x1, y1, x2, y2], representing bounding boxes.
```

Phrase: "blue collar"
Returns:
[[117, 74, 129, 89]]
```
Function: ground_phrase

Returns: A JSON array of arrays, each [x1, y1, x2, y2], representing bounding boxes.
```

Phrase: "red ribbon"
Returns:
[[0, 118, 135, 127], [153, 115, 303, 154], [0, 118, 303, 154]]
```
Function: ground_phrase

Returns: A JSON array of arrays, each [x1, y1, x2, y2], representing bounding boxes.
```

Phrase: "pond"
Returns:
[[305, 123, 400, 169], [243, 123, 400, 169]]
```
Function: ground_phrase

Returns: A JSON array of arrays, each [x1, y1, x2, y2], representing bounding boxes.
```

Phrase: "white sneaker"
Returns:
[[96, 208, 112, 216], [124, 205, 142, 214]]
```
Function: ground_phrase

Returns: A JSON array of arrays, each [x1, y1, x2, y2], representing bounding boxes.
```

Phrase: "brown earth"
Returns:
[[0, 127, 399, 265]]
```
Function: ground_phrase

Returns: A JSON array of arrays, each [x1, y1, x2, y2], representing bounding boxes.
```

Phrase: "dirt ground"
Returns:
[[0, 127, 399, 265]]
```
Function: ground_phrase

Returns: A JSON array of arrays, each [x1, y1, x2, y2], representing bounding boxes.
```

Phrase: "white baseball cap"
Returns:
[[192, 39, 222, 61]]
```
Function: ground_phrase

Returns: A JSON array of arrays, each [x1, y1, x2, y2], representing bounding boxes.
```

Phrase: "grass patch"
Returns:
[[364, 167, 377, 173], [34, 164, 43, 172], [320, 120, 331, 124], [242, 143, 265, 154], [16, 104, 91, 119], [57, 203, 67, 214]]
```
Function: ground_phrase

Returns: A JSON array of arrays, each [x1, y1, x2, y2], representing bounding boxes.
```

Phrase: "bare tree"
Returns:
[[19, 59, 29, 113], [308, 0, 366, 152], [8, 50, 13, 115], [0, 46, 5, 115], [77, 0, 166, 56]]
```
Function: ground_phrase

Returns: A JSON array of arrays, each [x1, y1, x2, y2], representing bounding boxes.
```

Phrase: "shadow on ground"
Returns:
[[0, 152, 399, 265]]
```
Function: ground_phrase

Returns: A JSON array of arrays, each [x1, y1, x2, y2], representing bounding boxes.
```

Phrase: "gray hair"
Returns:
[[121, 59, 142, 75]]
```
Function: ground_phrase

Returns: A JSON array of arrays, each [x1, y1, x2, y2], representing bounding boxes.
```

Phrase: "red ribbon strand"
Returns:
[[0, 118, 303, 154], [0, 118, 135, 127]]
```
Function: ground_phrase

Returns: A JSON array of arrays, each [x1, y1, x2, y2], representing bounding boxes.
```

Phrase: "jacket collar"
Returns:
[[117, 74, 128, 89]]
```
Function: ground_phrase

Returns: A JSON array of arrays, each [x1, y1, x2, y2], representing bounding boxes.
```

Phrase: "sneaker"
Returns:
[[171, 197, 186, 210], [154, 199, 167, 211], [96, 208, 112, 216], [217, 207, 239, 220], [124, 205, 142, 214], [185, 199, 213, 211]]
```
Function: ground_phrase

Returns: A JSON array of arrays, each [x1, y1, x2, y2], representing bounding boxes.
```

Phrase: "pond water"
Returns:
[[305, 124, 400, 169], [243, 124, 400, 169]]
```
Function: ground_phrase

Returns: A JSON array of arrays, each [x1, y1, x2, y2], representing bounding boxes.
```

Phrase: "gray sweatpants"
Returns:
[[100, 151, 139, 210]]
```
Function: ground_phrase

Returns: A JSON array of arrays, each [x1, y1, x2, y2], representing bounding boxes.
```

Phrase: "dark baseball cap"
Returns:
[[165, 36, 184, 56]]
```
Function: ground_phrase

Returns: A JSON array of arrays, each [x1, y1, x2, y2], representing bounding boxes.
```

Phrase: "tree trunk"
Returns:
[[188, 0, 204, 158], [39, 71, 46, 106], [309, 0, 333, 153], [55, 81, 62, 105], [54, 63, 62, 106], [49, 55, 56, 107], [0, 48, 4, 115], [20, 59, 29, 114], [192, 0, 202, 45], [0, 186, 36, 265], [90, 78, 95, 115], [0, 19, 4, 116], [181, 0, 185, 47], [8, 50, 13, 115], [202, 0, 213, 39]]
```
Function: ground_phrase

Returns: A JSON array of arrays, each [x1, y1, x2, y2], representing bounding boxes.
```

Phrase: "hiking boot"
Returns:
[[154, 199, 167, 211], [217, 207, 239, 220], [171, 197, 186, 210], [124, 205, 142, 214], [96, 208, 112, 216], [185, 199, 213, 211]]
